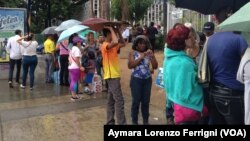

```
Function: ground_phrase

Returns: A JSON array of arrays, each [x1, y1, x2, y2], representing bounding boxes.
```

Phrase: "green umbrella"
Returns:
[[219, 2, 250, 32], [78, 29, 97, 39]]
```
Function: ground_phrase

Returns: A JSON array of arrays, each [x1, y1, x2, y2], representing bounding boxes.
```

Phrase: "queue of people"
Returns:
[[5, 13, 250, 126]]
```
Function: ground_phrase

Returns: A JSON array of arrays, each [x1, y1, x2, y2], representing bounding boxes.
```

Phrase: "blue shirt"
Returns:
[[131, 51, 151, 79], [207, 32, 248, 90]]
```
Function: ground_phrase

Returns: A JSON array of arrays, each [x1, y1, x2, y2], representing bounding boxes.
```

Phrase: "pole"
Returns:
[[163, 0, 167, 36], [27, 0, 31, 33], [47, 0, 51, 27]]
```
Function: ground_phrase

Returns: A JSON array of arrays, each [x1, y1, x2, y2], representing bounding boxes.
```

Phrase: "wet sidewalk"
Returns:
[[0, 80, 166, 141], [0, 48, 167, 141]]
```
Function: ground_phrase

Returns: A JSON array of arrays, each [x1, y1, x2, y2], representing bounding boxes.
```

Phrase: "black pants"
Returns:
[[130, 76, 152, 124], [149, 38, 156, 53], [8, 58, 22, 83], [209, 84, 244, 124], [59, 55, 69, 85]]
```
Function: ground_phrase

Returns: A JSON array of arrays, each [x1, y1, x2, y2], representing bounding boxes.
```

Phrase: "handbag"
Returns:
[[198, 38, 210, 87]]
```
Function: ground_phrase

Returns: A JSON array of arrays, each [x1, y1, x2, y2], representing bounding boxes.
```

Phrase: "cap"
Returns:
[[203, 22, 215, 32], [184, 22, 193, 28], [72, 36, 83, 44]]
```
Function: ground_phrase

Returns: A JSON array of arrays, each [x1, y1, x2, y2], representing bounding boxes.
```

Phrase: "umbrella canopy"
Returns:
[[175, 0, 250, 15], [218, 2, 250, 32], [55, 19, 81, 31], [41, 26, 57, 34], [82, 18, 109, 31], [57, 25, 89, 43], [78, 29, 97, 39], [82, 18, 121, 31]]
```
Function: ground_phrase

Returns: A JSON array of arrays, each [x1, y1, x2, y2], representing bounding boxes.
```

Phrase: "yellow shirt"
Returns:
[[44, 38, 55, 53], [101, 42, 121, 79]]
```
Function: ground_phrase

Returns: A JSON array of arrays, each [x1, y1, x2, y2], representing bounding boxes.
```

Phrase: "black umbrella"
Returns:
[[175, 0, 250, 15]]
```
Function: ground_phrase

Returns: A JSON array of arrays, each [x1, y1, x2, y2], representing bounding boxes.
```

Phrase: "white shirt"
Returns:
[[68, 46, 81, 69], [20, 40, 38, 56], [122, 28, 130, 39], [6, 35, 22, 59]]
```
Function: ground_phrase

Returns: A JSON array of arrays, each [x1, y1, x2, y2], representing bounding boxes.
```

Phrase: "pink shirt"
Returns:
[[58, 41, 69, 55]]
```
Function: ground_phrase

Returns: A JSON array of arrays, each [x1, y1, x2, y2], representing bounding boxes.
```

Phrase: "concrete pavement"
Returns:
[[0, 45, 167, 141]]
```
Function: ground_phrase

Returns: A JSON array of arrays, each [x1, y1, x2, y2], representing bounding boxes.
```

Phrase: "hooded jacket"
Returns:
[[163, 47, 204, 112]]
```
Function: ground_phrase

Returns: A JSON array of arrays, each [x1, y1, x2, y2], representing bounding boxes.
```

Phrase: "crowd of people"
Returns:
[[5, 9, 250, 125], [163, 8, 250, 125]]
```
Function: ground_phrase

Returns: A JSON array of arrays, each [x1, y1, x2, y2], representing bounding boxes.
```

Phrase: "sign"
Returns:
[[0, 8, 26, 63]]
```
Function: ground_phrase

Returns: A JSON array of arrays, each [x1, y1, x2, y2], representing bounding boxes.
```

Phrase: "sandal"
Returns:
[[71, 96, 81, 101]]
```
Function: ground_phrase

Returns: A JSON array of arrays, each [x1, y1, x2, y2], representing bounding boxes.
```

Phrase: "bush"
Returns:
[[155, 33, 165, 50]]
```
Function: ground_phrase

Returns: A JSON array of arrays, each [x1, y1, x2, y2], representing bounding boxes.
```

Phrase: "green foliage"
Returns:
[[155, 32, 165, 50], [111, 0, 153, 22], [1, 0, 88, 33], [0, 0, 25, 7], [111, 0, 122, 20]]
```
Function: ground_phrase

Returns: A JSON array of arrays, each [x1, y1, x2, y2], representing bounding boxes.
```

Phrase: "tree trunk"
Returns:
[[121, 0, 129, 21], [90, 0, 94, 17], [100, 0, 110, 20]]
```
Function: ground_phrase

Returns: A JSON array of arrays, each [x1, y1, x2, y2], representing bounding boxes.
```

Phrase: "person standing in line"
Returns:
[[122, 24, 130, 44], [5, 29, 23, 88], [68, 36, 84, 101], [101, 26, 126, 125], [207, 8, 248, 124], [44, 34, 56, 83], [84, 51, 96, 95], [128, 35, 158, 125], [163, 25, 207, 124], [17, 34, 38, 90], [237, 47, 250, 125], [56, 40, 70, 86], [146, 22, 158, 53]]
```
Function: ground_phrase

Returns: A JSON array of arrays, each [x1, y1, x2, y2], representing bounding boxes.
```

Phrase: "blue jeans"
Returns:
[[209, 84, 244, 124], [45, 54, 54, 82], [22, 56, 38, 87], [130, 76, 152, 124]]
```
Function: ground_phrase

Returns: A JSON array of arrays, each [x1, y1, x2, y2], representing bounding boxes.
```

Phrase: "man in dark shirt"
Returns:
[[147, 22, 158, 52], [207, 8, 247, 124]]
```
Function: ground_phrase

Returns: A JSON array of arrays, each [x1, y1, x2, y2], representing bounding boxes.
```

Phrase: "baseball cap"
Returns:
[[203, 22, 215, 32], [72, 36, 83, 44]]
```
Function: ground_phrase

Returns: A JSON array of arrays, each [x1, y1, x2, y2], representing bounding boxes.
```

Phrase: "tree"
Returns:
[[1, 0, 89, 33], [121, 0, 129, 21], [111, 0, 153, 23], [100, 0, 110, 20]]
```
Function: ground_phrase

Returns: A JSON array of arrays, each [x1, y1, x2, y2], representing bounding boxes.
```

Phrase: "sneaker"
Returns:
[[30, 87, 33, 90], [20, 84, 25, 89], [8, 81, 13, 88]]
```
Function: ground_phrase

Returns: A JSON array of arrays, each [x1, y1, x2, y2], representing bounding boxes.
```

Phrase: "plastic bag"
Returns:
[[155, 67, 164, 88]]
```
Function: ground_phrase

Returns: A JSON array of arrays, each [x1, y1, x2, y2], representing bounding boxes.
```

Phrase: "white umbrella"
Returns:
[[55, 19, 81, 31]]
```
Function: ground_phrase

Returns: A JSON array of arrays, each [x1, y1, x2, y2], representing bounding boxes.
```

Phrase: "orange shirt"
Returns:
[[101, 41, 121, 79]]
